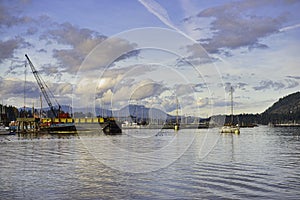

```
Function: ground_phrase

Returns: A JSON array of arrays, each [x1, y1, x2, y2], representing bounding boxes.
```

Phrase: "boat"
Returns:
[[48, 123, 77, 132], [121, 121, 141, 129], [101, 118, 122, 135], [0, 124, 16, 135], [161, 121, 180, 130], [221, 124, 240, 134], [0, 125, 11, 135], [221, 86, 240, 134]]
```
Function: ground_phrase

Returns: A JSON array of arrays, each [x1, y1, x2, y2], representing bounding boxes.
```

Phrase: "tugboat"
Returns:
[[101, 117, 122, 135]]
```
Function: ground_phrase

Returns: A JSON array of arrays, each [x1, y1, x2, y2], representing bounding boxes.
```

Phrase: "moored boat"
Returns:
[[101, 118, 122, 135], [221, 86, 240, 134], [0, 125, 11, 135], [221, 125, 240, 134]]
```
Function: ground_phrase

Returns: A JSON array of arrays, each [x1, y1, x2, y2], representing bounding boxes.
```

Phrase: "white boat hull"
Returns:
[[221, 126, 240, 134]]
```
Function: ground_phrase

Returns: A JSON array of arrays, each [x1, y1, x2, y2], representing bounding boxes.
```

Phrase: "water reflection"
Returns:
[[0, 126, 299, 199]]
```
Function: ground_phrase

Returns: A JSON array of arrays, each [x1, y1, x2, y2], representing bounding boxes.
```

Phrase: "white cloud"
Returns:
[[80, 37, 139, 72], [279, 23, 300, 32]]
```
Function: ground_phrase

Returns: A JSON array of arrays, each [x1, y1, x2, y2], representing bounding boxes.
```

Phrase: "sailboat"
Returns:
[[221, 86, 240, 134]]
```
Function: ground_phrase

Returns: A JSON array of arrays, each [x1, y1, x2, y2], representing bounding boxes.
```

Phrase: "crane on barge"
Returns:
[[25, 54, 75, 132], [25, 54, 60, 118]]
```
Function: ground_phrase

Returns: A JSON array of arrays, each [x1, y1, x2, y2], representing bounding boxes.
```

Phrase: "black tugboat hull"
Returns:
[[42, 123, 77, 133], [101, 120, 122, 135]]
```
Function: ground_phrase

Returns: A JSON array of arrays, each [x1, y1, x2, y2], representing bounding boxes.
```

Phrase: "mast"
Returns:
[[230, 86, 234, 125], [175, 97, 179, 131], [176, 98, 179, 125]]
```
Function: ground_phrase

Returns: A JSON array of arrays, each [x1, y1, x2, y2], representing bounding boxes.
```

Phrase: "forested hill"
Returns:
[[216, 91, 300, 125], [263, 91, 300, 115], [260, 91, 300, 124]]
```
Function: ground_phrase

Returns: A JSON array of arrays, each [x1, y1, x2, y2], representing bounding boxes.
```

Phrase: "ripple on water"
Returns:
[[0, 127, 300, 199]]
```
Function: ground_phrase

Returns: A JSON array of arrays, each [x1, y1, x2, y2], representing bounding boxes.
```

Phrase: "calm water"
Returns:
[[0, 126, 300, 199]]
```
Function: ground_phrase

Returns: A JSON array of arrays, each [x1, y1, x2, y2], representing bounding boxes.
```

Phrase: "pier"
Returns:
[[16, 118, 40, 132]]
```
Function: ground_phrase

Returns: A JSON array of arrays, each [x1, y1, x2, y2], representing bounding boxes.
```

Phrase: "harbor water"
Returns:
[[0, 126, 300, 199]]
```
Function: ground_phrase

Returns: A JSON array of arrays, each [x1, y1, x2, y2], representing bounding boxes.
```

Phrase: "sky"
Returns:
[[0, 0, 299, 118]]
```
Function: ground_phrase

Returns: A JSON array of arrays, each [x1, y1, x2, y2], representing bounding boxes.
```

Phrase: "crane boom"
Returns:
[[25, 54, 59, 117]]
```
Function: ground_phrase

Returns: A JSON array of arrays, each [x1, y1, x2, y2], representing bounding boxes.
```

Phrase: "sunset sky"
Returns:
[[0, 0, 299, 117]]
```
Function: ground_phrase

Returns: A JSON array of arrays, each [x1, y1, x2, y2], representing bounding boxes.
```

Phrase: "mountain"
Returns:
[[260, 91, 300, 124], [15, 91, 300, 125], [263, 91, 300, 115]]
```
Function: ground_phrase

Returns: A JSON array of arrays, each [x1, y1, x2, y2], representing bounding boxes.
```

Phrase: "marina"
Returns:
[[0, 1, 299, 199]]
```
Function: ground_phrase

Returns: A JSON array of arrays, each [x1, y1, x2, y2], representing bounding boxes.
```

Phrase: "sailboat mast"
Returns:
[[230, 86, 234, 124], [176, 98, 178, 124]]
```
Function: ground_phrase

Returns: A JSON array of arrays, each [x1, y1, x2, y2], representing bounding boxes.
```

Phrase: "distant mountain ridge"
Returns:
[[15, 91, 300, 125]]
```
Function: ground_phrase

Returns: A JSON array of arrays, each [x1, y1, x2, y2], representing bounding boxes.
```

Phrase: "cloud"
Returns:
[[51, 82, 73, 97], [37, 49, 47, 53], [0, 37, 31, 63], [175, 83, 195, 96], [130, 81, 165, 100], [285, 79, 299, 89], [236, 82, 248, 90], [279, 23, 300, 32], [0, 3, 33, 27], [195, 0, 287, 54], [179, 43, 218, 65], [287, 75, 300, 80], [0, 76, 39, 98], [26, 27, 38, 35], [46, 23, 106, 50], [138, 0, 178, 32], [94, 78, 168, 108], [196, 96, 207, 106], [253, 79, 299, 91], [95, 74, 126, 97], [41, 23, 139, 74], [174, 83, 208, 96], [40, 23, 106, 73], [39, 64, 63, 81], [94, 64, 156, 95], [80, 37, 139, 72]]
